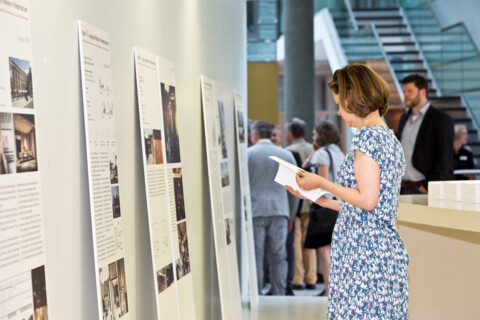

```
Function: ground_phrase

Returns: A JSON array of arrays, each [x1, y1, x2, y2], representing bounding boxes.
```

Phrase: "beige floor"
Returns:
[[242, 296, 328, 320]]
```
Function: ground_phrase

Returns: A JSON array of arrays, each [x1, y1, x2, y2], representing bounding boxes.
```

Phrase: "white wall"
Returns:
[[30, 0, 246, 319]]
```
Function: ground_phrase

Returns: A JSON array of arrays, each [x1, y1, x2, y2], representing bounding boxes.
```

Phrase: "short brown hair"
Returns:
[[328, 63, 389, 117], [401, 74, 428, 92], [314, 121, 341, 148]]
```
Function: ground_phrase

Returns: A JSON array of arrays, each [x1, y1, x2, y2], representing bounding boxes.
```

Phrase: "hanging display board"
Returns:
[[134, 47, 196, 320], [200, 76, 242, 319], [78, 21, 130, 320], [233, 90, 259, 308], [0, 1, 49, 319]]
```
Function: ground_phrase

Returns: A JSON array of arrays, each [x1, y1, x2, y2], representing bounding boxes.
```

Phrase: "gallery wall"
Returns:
[[30, 0, 246, 319]]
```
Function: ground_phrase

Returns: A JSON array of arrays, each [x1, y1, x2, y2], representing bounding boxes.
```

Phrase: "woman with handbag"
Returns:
[[286, 64, 408, 319], [302, 121, 345, 296]]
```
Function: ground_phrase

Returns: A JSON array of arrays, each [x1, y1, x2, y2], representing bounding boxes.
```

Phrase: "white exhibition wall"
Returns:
[[30, 0, 246, 319]]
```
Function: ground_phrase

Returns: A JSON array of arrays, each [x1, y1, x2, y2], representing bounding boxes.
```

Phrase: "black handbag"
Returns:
[[306, 148, 338, 236]]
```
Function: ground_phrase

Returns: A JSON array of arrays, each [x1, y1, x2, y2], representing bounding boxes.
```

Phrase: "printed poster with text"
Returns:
[[233, 90, 259, 308], [0, 1, 49, 319], [134, 47, 196, 320], [200, 76, 242, 320], [78, 21, 130, 320]]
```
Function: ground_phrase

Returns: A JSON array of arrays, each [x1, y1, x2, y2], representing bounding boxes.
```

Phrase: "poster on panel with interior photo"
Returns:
[[78, 21, 130, 320], [0, 1, 49, 319], [200, 76, 242, 320], [234, 90, 259, 308], [134, 47, 197, 319]]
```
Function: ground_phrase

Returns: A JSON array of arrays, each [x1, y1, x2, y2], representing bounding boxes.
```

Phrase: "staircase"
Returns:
[[347, 7, 480, 163]]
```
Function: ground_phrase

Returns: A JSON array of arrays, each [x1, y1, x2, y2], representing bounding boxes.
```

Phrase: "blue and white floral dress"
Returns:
[[328, 125, 409, 319]]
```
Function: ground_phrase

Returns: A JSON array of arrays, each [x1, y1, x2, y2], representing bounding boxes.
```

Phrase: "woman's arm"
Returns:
[[296, 150, 380, 211]]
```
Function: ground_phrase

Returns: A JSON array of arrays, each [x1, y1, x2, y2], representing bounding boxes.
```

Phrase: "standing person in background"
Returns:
[[286, 64, 409, 318], [302, 121, 345, 296], [271, 124, 284, 147], [285, 118, 316, 290], [453, 124, 475, 180], [248, 120, 299, 296], [247, 119, 255, 147], [397, 74, 454, 194]]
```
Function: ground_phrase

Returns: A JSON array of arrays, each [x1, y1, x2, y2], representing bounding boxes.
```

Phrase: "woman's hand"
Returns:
[[296, 170, 323, 191], [284, 185, 308, 200]]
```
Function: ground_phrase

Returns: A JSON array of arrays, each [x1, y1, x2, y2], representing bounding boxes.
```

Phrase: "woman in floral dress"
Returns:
[[286, 64, 409, 319]]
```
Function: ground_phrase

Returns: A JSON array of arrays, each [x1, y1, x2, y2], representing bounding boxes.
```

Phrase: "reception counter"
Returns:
[[398, 195, 480, 320]]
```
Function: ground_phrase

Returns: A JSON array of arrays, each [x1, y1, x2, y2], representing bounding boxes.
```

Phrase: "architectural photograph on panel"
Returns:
[[156, 263, 174, 294], [0, 112, 16, 174], [220, 161, 230, 187], [144, 128, 163, 165], [13, 113, 37, 173], [177, 221, 191, 278], [237, 110, 245, 144], [161, 83, 181, 163], [109, 154, 118, 184], [218, 101, 228, 159], [31, 265, 48, 320], [225, 218, 232, 245], [9, 57, 33, 109], [173, 168, 186, 221], [99, 258, 128, 320], [111, 186, 121, 219]]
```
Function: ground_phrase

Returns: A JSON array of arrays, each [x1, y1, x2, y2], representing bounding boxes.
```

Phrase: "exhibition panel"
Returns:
[[201, 76, 243, 319], [78, 21, 130, 320], [0, 1, 49, 319], [233, 91, 259, 308]]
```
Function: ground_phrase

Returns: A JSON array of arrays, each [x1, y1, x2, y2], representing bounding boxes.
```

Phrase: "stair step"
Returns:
[[429, 96, 462, 102], [356, 16, 403, 20], [375, 24, 407, 28], [394, 69, 427, 73], [390, 59, 424, 64], [378, 32, 411, 37], [453, 118, 473, 123], [352, 8, 399, 12], [386, 50, 419, 55], [383, 42, 415, 46]]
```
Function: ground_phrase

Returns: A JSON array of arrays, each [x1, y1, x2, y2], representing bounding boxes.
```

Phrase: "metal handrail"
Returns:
[[344, 0, 359, 31]]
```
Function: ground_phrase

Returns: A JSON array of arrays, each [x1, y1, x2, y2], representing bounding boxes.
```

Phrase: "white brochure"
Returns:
[[134, 47, 197, 320], [233, 90, 259, 308], [270, 156, 330, 202], [200, 76, 242, 319], [0, 1, 49, 319], [78, 21, 130, 320]]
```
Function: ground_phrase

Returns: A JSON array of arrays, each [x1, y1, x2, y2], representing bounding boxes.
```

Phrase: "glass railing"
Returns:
[[315, 0, 383, 62]]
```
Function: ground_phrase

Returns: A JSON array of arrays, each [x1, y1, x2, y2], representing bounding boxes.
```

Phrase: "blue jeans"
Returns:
[[253, 216, 288, 295]]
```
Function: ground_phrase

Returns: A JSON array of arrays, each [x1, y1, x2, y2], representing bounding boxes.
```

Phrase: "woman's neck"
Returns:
[[453, 140, 463, 154], [360, 112, 384, 127]]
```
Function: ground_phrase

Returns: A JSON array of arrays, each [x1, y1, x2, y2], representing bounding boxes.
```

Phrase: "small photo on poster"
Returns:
[[156, 263, 174, 294], [220, 162, 230, 187], [111, 186, 121, 219], [225, 218, 232, 245], [0, 113, 16, 175], [218, 101, 228, 159], [9, 57, 33, 109], [13, 113, 38, 173], [236, 110, 245, 144], [110, 154, 118, 184], [31, 265, 48, 320], [177, 221, 191, 277], [161, 83, 181, 163], [99, 258, 129, 320], [172, 168, 186, 221], [144, 129, 163, 165]]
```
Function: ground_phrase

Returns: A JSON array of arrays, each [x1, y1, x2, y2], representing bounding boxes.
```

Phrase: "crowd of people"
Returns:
[[247, 64, 477, 318]]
